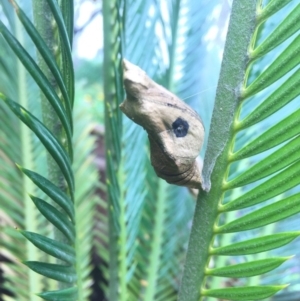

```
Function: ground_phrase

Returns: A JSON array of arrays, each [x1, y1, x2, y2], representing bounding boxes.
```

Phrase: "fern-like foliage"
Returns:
[[178, 1, 300, 300], [0, 1, 97, 300], [0, 0, 76, 298], [0, 1, 45, 299]]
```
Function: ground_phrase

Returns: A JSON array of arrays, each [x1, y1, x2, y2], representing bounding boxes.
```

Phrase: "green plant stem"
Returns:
[[16, 13, 41, 301], [177, 1, 258, 301], [32, 0, 66, 193], [32, 0, 72, 289]]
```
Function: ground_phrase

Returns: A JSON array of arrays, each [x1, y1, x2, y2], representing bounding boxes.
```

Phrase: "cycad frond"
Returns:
[[0, 3, 43, 299], [0, 1, 78, 299], [178, 1, 300, 300]]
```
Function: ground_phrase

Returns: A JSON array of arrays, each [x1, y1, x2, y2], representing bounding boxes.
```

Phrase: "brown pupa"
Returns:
[[120, 59, 204, 189]]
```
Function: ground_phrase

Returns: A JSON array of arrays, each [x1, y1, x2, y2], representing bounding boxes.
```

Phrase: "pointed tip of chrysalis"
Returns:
[[122, 59, 145, 80], [119, 101, 124, 110], [122, 58, 131, 70]]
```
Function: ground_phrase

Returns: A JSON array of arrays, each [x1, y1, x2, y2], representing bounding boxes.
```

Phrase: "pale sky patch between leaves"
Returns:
[[75, 1, 228, 62]]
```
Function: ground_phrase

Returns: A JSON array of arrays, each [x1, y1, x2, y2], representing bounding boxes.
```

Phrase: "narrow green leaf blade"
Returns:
[[257, 0, 293, 23], [31, 196, 75, 243], [46, 0, 74, 108], [225, 136, 300, 189], [237, 68, 300, 130], [202, 285, 286, 300], [217, 193, 300, 233], [11, 0, 72, 130], [243, 34, 300, 98], [1, 95, 74, 195], [0, 20, 73, 154], [59, 0, 74, 46], [222, 161, 300, 211], [24, 261, 76, 283], [18, 166, 75, 221], [20, 231, 76, 265], [37, 287, 78, 301], [253, 4, 300, 58], [210, 232, 300, 255], [232, 108, 300, 160], [38, 287, 78, 301], [206, 257, 289, 278]]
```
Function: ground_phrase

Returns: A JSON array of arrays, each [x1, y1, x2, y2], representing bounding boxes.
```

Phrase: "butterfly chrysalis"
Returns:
[[120, 59, 204, 189]]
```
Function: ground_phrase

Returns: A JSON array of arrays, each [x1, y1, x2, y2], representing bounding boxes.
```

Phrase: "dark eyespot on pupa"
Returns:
[[172, 117, 189, 137]]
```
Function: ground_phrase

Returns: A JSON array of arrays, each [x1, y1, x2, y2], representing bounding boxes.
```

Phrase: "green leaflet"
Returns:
[[18, 166, 75, 222], [206, 257, 289, 278], [217, 193, 300, 233], [0, 95, 74, 196], [243, 34, 300, 98], [24, 261, 77, 283], [30, 196, 76, 243], [202, 285, 287, 301], [59, 1, 74, 47], [0, 20, 73, 159], [225, 135, 300, 189], [20, 231, 76, 265], [253, 3, 300, 58], [236, 68, 300, 130], [38, 287, 78, 301], [45, 0, 74, 108], [231, 108, 300, 160], [210, 232, 300, 255], [221, 161, 300, 211], [11, 0, 72, 130], [257, 0, 292, 24]]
